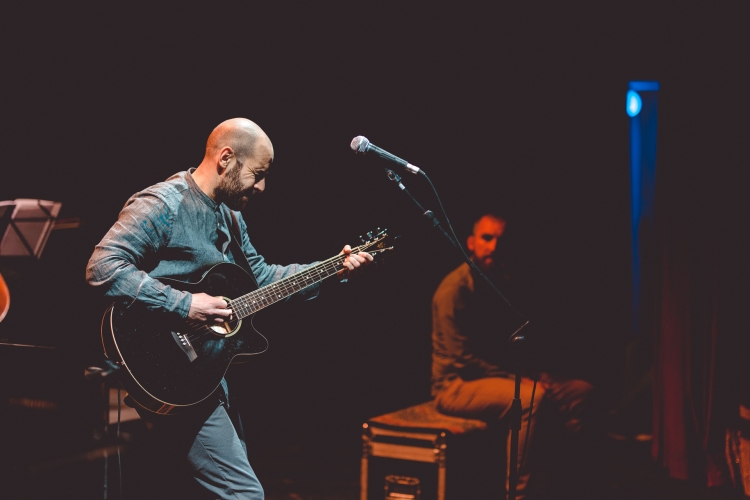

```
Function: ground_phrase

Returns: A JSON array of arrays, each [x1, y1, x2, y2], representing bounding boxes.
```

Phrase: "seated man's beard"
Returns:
[[472, 255, 508, 278], [215, 162, 249, 210]]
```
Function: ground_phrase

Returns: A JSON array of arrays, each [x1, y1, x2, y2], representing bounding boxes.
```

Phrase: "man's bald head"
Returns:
[[192, 118, 274, 210], [204, 118, 271, 163]]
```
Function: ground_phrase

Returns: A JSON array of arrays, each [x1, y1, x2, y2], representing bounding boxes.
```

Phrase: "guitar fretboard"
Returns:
[[228, 246, 365, 319]]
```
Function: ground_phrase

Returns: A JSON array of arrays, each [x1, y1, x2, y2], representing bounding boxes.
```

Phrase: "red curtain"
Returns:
[[651, 230, 731, 486]]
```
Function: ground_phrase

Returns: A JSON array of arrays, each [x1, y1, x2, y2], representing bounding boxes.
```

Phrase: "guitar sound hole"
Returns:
[[208, 318, 241, 336]]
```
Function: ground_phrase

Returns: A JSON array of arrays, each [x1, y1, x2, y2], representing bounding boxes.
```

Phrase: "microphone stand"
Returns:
[[382, 167, 529, 500], [84, 360, 121, 500], [382, 169, 457, 250]]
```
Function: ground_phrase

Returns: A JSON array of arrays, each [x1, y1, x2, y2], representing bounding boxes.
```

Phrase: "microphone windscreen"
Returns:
[[350, 136, 370, 153]]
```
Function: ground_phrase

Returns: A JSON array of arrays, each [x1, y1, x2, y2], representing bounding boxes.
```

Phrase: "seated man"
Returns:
[[431, 214, 594, 498]]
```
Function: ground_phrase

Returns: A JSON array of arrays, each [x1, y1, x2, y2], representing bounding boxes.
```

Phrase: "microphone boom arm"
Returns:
[[383, 168, 455, 243]]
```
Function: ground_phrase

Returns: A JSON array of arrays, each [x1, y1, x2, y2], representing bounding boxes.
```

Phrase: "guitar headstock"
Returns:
[[356, 228, 395, 256]]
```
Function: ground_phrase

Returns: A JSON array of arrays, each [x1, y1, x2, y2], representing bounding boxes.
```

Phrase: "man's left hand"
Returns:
[[339, 245, 374, 278]]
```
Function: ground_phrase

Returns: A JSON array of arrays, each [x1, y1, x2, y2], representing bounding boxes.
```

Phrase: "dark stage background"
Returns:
[[1, 2, 748, 498]]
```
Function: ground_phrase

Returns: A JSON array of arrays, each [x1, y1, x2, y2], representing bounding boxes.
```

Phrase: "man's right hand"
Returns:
[[188, 293, 233, 323]]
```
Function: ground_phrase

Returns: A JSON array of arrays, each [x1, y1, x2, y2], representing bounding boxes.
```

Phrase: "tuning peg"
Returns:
[[366, 231, 374, 240]]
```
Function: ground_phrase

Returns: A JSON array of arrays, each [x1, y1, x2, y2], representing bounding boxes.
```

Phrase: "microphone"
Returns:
[[350, 136, 422, 175]]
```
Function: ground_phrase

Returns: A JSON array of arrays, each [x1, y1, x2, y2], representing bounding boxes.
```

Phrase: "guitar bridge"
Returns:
[[172, 331, 198, 362]]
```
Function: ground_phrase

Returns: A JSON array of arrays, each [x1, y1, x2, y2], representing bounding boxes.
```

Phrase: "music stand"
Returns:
[[0, 199, 62, 259]]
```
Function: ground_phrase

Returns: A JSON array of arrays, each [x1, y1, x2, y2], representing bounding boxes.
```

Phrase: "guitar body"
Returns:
[[102, 263, 268, 415], [99, 228, 393, 415]]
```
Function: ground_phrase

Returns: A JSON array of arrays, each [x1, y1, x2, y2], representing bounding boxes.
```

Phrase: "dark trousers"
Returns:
[[435, 374, 593, 499], [133, 397, 263, 500]]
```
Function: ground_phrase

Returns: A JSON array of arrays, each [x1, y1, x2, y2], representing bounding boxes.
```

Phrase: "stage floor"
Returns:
[[2, 425, 742, 500]]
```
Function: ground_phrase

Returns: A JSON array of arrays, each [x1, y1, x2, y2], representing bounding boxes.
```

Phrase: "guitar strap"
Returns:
[[227, 211, 259, 289]]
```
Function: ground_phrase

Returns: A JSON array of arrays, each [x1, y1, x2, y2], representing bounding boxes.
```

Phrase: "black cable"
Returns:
[[421, 172, 526, 322], [384, 164, 532, 495], [417, 170, 535, 492]]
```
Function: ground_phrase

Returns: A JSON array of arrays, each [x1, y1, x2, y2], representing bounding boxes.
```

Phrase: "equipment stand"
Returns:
[[85, 360, 121, 500], [507, 334, 526, 500]]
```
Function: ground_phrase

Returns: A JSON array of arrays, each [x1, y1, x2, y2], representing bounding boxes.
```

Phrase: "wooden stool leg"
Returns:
[[437, 463, 446, 500], [437, 432, 447, 500]]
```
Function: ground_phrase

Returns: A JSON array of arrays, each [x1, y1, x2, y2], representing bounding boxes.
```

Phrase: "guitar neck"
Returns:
[[228, 246, 365, 319]]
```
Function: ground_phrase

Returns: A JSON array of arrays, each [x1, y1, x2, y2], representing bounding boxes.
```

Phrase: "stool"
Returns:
[[361, 400, 489, 500]]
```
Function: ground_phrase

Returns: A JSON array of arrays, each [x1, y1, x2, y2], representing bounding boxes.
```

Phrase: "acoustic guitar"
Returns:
[[100, 230, 392, 415]]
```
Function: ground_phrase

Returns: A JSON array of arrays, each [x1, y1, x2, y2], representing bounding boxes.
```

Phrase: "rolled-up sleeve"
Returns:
[[86, 193, 192, 318]]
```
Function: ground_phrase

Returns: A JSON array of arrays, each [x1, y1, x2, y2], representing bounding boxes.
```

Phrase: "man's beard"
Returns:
[[214, 160, 250, 211], [471, 254, 508, 278]]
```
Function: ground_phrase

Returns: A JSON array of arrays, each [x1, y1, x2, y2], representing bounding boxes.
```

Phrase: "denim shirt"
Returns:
[[86, 169, 319, 317]]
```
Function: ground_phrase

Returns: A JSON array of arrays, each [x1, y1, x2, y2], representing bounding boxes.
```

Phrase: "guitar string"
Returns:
[[183, 246, 355, 333], [230, 242, 391, 314], [182, 261, 341, 342], [216, 240, 379, 317], [184, 238, 385, 332], [182, 242, 390, 341], [183, 257, 344, 342], [182, 242, 384, 342]]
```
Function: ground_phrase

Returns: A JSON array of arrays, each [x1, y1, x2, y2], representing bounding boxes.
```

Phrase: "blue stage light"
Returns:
[[629, 81, 660, 92], [626, 90, 642, 117]]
